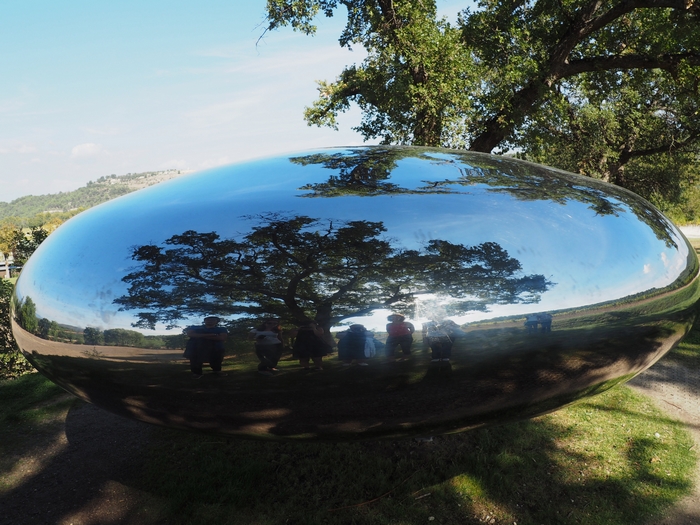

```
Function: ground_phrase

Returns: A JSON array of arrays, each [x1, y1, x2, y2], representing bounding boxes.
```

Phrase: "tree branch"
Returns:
[[561, 52, 700, 77]]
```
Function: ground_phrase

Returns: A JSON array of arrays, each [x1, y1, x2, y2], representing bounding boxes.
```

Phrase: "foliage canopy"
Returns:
[[265, 0, 700, 202]]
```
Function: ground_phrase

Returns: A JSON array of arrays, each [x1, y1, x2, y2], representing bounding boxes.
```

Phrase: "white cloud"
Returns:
[[0, 142, 38, 154], [84, 126, 122, 136], [159, 159, 189, 170], [199, 156, 232, 169], [71, 142, 104, 158], [643, 263, 651, 274]]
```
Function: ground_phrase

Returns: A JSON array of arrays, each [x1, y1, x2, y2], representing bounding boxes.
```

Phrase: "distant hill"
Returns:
[[0, 169, 193, 221]]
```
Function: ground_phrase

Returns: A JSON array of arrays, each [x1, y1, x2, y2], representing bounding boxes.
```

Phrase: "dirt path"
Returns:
[[0, 402, 162, 525], [629, 360, 700, 525]]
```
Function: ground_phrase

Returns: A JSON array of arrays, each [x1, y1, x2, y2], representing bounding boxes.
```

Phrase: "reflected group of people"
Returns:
[[524, 312, 553, 334], [184, 313, 470, 378]]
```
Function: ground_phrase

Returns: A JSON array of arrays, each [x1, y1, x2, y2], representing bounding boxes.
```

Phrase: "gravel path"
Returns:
[[629, 361, 700, 525]]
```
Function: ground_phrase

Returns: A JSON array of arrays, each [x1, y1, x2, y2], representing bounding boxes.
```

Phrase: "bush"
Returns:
[[0, 279, 33, 379]]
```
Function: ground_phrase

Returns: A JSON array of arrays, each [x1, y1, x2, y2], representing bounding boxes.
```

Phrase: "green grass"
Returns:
[[0, 369, 696, 525], [4, 280, 700, 523], [0, 372, 72, 425], [0, 372, 76, 492], [130, 386, 695, 525]]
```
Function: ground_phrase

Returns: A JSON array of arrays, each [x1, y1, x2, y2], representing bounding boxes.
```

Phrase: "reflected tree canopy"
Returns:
[[292, 148, 406, 197], [114, 214, 551, 333], [294, 148, 677, 248]]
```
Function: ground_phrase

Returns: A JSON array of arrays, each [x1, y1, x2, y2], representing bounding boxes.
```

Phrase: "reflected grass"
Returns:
[[664, 239, 700, 367]]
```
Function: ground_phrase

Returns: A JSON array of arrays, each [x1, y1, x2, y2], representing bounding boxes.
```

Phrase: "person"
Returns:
[[524, 314, 539, 333], [337, 324, 374, 366], [385, 314, 415, 360], [185, 316, 228, 378], [248, 319, 284, 375], [291, 321, 328, 370], [424, 321, 453, 362], [538, 312, 553, 332]]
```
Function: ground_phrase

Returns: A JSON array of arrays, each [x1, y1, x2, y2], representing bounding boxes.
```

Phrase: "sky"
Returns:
[[0, 0, 465, 203]]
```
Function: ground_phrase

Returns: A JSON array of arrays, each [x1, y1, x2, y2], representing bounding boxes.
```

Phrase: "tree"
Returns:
[[83, 327, 104, 346], [103, 328, 145, 347], [517, 67, 700, 201], [291, 147, 679, 248], [0, 280, 32, 378], [37, 317, 52, 339], [0, 222, 21, 278], [13, 226, 49, 266], [264, 0, 700, 199], [114, 214, 551, 336], [0, 221, 53, 277], [267, 0, 477, 147], [17, 296, 38, 335]]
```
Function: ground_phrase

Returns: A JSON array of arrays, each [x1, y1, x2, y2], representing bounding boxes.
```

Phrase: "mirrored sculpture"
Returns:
[[11, 146, 700, 440]]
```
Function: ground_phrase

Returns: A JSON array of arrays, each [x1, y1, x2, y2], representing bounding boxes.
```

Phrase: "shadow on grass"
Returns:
[[127, 388, 693, 525], [0, 375, 694, 525]]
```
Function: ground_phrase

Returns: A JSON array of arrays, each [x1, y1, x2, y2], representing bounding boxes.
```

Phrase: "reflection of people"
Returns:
[[249, 319, 284, 376], [424, 321, 453, 362], [291, 321, 328, 370], [186, 316, 228, 378], [524, 314, 539, 333], [385, 314, 415, 359], [337, 324, 375, 366], [538, 312, 553, 332]]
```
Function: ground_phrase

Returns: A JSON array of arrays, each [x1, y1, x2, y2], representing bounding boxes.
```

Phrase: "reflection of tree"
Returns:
[[292, 148, 406, 197], [16, 297, 38, 334], [293, 147, 678, 248], [294, 147, 473, 198], [83, 327, 104, 346], [448, 158, 678, 249], [115, 215, 551, 335]]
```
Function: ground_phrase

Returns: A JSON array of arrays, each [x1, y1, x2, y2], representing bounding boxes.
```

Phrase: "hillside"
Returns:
[[0, 169, 192, 221]]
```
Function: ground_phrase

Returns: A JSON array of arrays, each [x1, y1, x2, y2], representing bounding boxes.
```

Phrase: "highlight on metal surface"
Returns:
[[11, 146, 700, 440]]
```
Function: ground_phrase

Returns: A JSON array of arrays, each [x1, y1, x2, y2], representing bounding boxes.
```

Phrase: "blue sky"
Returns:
[[0, 0, 464, 203]]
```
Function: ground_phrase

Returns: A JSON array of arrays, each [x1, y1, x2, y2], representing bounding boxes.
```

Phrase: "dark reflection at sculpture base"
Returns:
[[11, 146, 700, 440], [13, 285, 696, 440]]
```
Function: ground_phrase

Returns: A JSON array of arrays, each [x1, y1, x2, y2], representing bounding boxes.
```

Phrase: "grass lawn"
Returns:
[[1, 370, 696, 525]]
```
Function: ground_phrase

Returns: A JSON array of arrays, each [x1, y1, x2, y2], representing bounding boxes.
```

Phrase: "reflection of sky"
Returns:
[[15, 148, 691, 334]]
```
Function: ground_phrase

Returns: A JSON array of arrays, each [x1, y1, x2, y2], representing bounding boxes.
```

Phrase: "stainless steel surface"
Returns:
[[11, 146, 700, 440]]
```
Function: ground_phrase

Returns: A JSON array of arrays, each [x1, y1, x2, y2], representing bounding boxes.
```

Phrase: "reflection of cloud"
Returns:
[[643, 264, 651, 274], [71, 143, 104, 158], [661, 252, 669, 267]]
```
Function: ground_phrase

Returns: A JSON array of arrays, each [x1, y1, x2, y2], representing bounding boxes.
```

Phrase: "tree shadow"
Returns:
[[122, 391, 693, 525], [0, 397, 163, 525], [0, 374, 693, 525]]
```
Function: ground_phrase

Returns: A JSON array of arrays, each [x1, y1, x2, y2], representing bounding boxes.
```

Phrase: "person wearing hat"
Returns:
[[385, 314, 415, 360]]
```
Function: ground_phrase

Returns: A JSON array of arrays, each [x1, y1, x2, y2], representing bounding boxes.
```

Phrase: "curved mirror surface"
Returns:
[[11, 146, 700, 440]]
